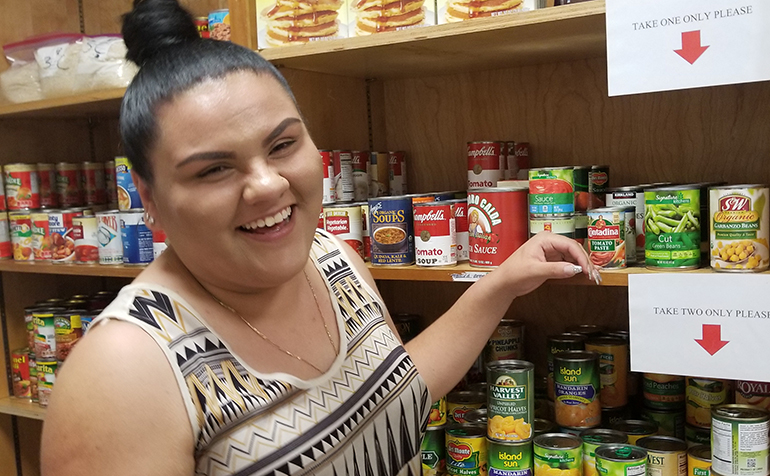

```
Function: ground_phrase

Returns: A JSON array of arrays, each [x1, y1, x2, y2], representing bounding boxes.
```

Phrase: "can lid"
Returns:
[[712, 404, 770, 421], [533, 433, 582, 450], [447, 390, 486, 405], [595, 444, 647, 462], [553, 350, 599, 362], [709, 184, 768, 190], [445, 423, 487, 437], [534, 418, 558, 434], [587, 206, 631, 213], [96, 209, 122, 215], [468, 187, 528, 193], [636, 435, 687, 452], [579, 428, 628, 444], [463, 408, 487, 423], [688, 445, 711, 461], [547, 332, 587, 344], [611, 419, 659, 434], [586, 336, 627, 347], [486, 360, 535, 372]]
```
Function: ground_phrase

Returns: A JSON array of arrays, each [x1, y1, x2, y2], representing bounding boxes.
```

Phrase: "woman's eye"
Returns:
[[271, 140, 295, 155], [198, 165, 228, 178]]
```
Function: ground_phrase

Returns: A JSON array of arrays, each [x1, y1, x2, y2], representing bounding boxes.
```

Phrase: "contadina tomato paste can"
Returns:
[[5, 163, 40, 210], [414, 201, 456, 267], [645, 185, 701, 269], [449, 198, 469, 262], [553, 350, 601, 430], [468, 141, 504, 189], [369, 196, 414, 265], [487, 360, 534, 442], [585, 336, 628, 409], [709, 185, 769, 272], [422, 425, 447, 476], [587, 207, 627, 269], [488, 439, 533, 476], [595, 444, 647, 476], [468, 187, 527, 267], [637, 436, 687, 476], [445, 423, 488, 476], [533, 433, 582, 476], [711, 404, 770, 476], [580, 428, 628, 476], [529, 167, 574, 217], [323, 204, 364, 259]]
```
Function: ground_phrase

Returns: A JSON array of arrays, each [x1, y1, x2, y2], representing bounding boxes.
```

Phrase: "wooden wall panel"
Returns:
[[0, 119, 92, 165], [18, 419, 41, 476], [0, 415, 16, 476], [383, 57, 770, 193]]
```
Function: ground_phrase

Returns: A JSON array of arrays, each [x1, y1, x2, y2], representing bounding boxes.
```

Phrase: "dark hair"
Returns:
[[120, 0, 296, 184]]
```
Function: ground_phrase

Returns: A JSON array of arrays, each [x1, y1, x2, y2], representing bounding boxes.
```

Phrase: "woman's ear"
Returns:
[[132, 171, 162, 231]]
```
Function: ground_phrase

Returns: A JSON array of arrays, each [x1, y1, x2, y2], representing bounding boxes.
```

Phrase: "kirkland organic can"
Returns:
[[709, 185, 769, 272], [612, 420, 659, 445], [56, 162, 82, 207], [351, 151, 369, 201], [37, 163, 58, 208], [73, 216, 99, 264], [37, 360, 57, 407], [644, 374, 686, 410], [320, 150, 335, 205], [324, 204, 364, 258], [575, 212, 588, 246], [553, 350, 601, 429], [686, 378, 732, 428], [96, 210, 123, 264], [711, 405, 769, 476], [422, 425, 447, 476], [581, 428, 629, 476], [735, 381, 770, 412], [369, 152, 389, 197], [487, 360, 534, 441], [636, 436, 687, 476], [688, 446, 711, 476], [468, 187, 528, 267], [446, 423, 487, 476], [595, 445, 647, 476], [529, 167, 574, 217], [617, 206, 637, 264], [587, 207, 627, 269], [449, 199, 469, 262], [55, 311, 83, 362], [121, 209, 153, 265], [430, 396, 448, 427], [529, 216, 576, 238], [686, 425, 711, 448], [33, 311, 57, 362], [369, 196, 414, 265], [116, 157, 142, 210], [533, 433, 582, 476], [82, 161, 106, 204], [606, 186, 645, 262], [105, 160, 117, 206], [10, 211, 34, 261], [645, 186, 701, 269], [388, 151, 407, 196], [414, 201, 456, 267], [5, 164, 40, 210], [641, 408, 686, 439], [585, 337, 628, 409], [489, 439, 533, 476], [485, 319, 525, 363], [31, 211, 51, 260], [468, 141, 504, 189], [547, 333, 587, 402], [11, 349, 30, 398], [49, 209, 81, 263], [448, 391, 486, 424]]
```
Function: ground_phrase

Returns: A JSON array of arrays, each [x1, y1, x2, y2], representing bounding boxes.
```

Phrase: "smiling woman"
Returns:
[[39, 1, 599, 476]]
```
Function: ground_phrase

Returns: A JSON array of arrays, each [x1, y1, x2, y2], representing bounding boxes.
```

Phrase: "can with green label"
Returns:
[[487, 360, 534, 442], [641, 407, 686, 439], [685, 424, 711, 448], [580, 428, 628, 476], [534, 433, 582, 476], [422, 425, 446, 476], [595, 444, 647, 476], [553, 350, 601, 429], [547, 333, 587, 401], [711, 404, 769, 476], [446, 423, 488, 476], [643, 374, 686, 410], [529, 167, 575, 217], [687, 445, 711, 476], [644, 185, 701, 269], [489, 439, 533, 476]]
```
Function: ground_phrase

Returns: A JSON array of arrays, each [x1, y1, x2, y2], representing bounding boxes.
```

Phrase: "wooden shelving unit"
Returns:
[[0, 88, 125, 119], [0, 397, 45, 421]]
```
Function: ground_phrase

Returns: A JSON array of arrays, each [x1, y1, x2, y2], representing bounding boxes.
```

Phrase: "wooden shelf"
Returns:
[[0, 88, 125, 119], [0, 261, 141, 278], [260, 1, 606, 79], [0, 397, 45, 421]]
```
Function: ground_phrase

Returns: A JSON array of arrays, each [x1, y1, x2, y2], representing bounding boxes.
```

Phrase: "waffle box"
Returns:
[[437, 0, 542, 24], [349, 0, 436, 37], [257, 0, 349, 48]]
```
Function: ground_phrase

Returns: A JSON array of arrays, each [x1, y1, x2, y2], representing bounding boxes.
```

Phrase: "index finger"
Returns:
[[541, 234, 600, 283]]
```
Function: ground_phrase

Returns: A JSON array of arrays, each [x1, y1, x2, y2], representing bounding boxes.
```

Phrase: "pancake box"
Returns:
[[348, 0, 436, 37], [257, 0, 348, 48], [437, 0, 543, 24]]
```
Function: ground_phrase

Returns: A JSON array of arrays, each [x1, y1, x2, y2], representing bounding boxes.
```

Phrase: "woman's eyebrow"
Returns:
[[263, 117, 302, 147], [176, 151, 234, 169]]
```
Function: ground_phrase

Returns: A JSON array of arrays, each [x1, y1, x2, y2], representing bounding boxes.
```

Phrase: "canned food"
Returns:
[[55, 311, 83, 362], [735, 381, 770, 412], [194, 16, 209, 38], [33, 311, 57, 362], [547, 333, 587, 401], [37, 163, 58, 208], [711, 404, 769, 476], [120, 209, 153, 265], [331, 150, 354, 203], [602, 407, 632, 428], [636, 436, 687, 476], [574, 212, 588, 246], [11, 349, 31, 398], [616, 206, 637, 264], [504, 142, 517, 181], [465, 408, 488, 425], [529, 167, 574, 217], [686, 378, 732, 428], [359, 203, 370, 261], [529, 216, 576, 238], [369, 152, 389, 197], [324, 204, 364, 259], [5, 163, 40, 209], [580, 428, 628, 476], [606, 186, 645, 261], [414, 201, 457, 267], [81, 310, 100, 334], [448, 199, 469, 262], [709, 185, 769, 272], [82, 162, 106, 204], [116, 157, 143, 210], [612, 420, 659, 445], [152, 228, 167, 259], [533, 433, 582, 476], [31, 211, 51, 260], [446, 423, 487, 476], [553, 350, 601, 429], [468, 187, 528, 267], [644, 374, 686, 410], [685, 424, 711, 448], [485, 319, 525, 363], [429, 396, 448, 427], [587, 207, 627, 269], [688, 445, 711, 476], [448, 391, 486, 424], [49, 209, 81, 263], [388, 151, 407, 196], [422, 426, 446, 476], [369, 196, 414, 265], [56, 162, 82, 207], [595, 444, 647, 476], [96, 210, 123, 264], [319, 150, 335, 205], [641, 407, 686, 439], [574, 165, 609, 212], [513, 143, 530, 180], [645, 185, 701, 269], [73, 216, 99, 263], [105, 160, 117, 206], [468, 141, 504, 189], [350, 150, 369, 201], [565, 325, 606, 338], [489, 439, 533, 476], [585, 337, 628, 409], [208, 9, 230, 41], [10, 211, 34, 261], [535, 418, 558, 436], [37, 360, 57, 407], [29, 357, 38, 403], [487, 360, 534, 441]]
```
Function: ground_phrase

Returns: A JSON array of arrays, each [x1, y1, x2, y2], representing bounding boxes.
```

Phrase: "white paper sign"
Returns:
[[607, 0, 770, 96], [629, 273, 770, 381], [451, 271, 488, 282]]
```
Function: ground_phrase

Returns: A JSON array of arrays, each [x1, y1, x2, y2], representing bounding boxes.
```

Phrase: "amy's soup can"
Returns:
[[446, 423, 487, 476], [468, 187, 528, 267], [5, 163, 40, 210], [529, 167, 574, 217], [533, 433, 582, 476], [485, 319, 525, 364], [468, 141, 504, 189], [587, 207, 627, 269], [487, 360, 534, 441], [687, 445, 711, 476], [644, 374, 686, 410], [96, 210, 123, 265], [448, 391, 486, 424], [686, 377, 732, 429], [324, 204, 364, 259], [645, 185, 701, 269], [369, 196, 414, 265], [116, 157, 143, 210], [580, 428, 628, 476], [414, 201, 456, 267], [489, 439, 533, 476], [422, 425, 446, 476], [585, 337, 628, 409], [547, 333, 587, 402], [612, 419, 659, 445], [709, 185, 769, 272], [711, 404, 770, 476], [553, 350, 601, 429], [595, 444, 647, 476]]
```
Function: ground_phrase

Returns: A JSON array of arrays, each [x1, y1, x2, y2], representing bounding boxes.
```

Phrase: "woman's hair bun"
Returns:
[[122, 0, 201, 66]]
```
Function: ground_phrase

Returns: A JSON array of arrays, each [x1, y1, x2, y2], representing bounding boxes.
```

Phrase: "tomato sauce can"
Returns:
[[447, 199, 469, 262], [637, 436, 687, 476], [369, 196, 414, 265], [448, 391, 486, 424], [488, 439, 532, 476], [606, 186, 645, 261], [468, 187, 527, 267], [611, 419, 659, 445], [351, 150, 369, 201], [105, 160, 117, 207], [553, 350, 601, 429], [31, 211, 51, 261], [641, 408, 686, 440], [580, 428, 628, 476], [369, 152, 389, 197], [595, 444, 647, 476], [5, 163, 40, 210], [529, 216, 575, 238], [487, 360, 534, 442], [709, 185, 769, 272], [468, 141, 504, 189], [533, 433, 582, 476], [645, 186, 701, 269], [49, 209, 82, 264], [55, 311, 83, 363], [73, 215, 99, 264], [96, 210, 124, 264], [429, 395, 448, 427], [360, 203, 370, 261], [37, 163, 57, 208], [120, 209, 153, 265], [320, 150, 335, 205], [485, 318, 525, 364], [388, 151, 408, 196], [10, 211, 34, 261], [686, 377, 732, 429], [585, 336, 628, 409], [529, 167, 574, 217], [116, 157, 143, 210], [446, 423, 488, 476], [688, 445, 711, 476], [33, 311, 57, 362], [55, 162, 82, 207], [82, 162, 106, 204], [644, 374, 686, 410], [547, 333, 586, 402], [414, 201, 456, 267], [37, 360, 57, 407], [587, 207, 627, 269], [324, 204, 364, 259], [422, 425, 447, 476], [711, 405, 769, 476], [11, 349, 31, 398]]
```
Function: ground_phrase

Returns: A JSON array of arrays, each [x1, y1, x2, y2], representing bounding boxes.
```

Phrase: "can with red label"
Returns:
[[317, 211, 324, 230], [37, 163, 58, 208], [369, 152, 389, 198], [413, 201, 456, 267], [153, 228, 168, 259], [73, 216, 99, 264], [332, 150, 354, 203], [11, 349, 30, 398], [194, 16, 210, 38], [351, 150, 369, 201], [467, 187, 528, 267], [49, 209, 82, 264], [324, 204, 364, 258], [105, 160, 117, 207], [320, 150, 335, 205], [360, 203, 371, 261], [5, 163, 40, 210], [82, 162, 106, 205], [448, 199, 469, 262], [467, 141, 503, 189], [10, 211, 34, 261], [0, 214, 11, 260], [56, 162, 82, 207], [514, 142, 530, 180], [388, 151, 407, 196], [606, 186, 645, 262], [587, 207, 626, 269], [530, 167, 574, 217], [31, 211, 52, 261], [96, 210, 123, 265]]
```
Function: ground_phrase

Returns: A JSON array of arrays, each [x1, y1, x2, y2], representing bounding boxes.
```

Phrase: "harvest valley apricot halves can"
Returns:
[[487, 360, 534, 441]]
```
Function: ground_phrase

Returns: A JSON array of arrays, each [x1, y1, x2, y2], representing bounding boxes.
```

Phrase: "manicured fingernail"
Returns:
[[566, 265, 583, 276]]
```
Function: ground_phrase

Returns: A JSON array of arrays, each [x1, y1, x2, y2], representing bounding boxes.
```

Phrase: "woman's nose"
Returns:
[[242, 162, 289, 203]]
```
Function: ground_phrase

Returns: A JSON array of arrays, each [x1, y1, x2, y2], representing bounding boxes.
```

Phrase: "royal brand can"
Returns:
[[116, 156, 142, 210], [533, 433, 582, 476], [581, 428, 629, 476], [31, 211, 51, 261], [607, 186, 645, 261], [489, 439, 533, 476], [359, 203, 370, 261], [574, 212, 588, 246], [587, 207, 627, 269], [485, 319, 525, 364], [369, 196, 414, 265], [105, 160, 117, 206], [72, 215, 99, 264], [595, 445, 647, 476], [55, 311, 82, 362], [319, 150, 335, 205], [37, 163, 57, 208], [324, 204, 364, 258], [5, 163, 40, 210], [547, 333, 587, 401], [369, 152, 389, 197], [645, 186, 701, 269], [10, 211, 34, 261], [636, 436, 687, 476], [413, 201, 456, 267], [735, 381, 770, 412], [37, 360, 57, 407], [529, 167, 574, 217], [423, 425, 447, 476], [711, 405, 770, 476], [82, 162, 106, 204], [446, 423, 488, 476], [468, 141, 504, 189], [120, 209, 153, 265], [448, 198, 469, 262], [388, 151, 407, 196], [194, 16, 209, 38], [641, 408, 686, 440], [430, 396, 448, 427], [49, 209, 81, 263], [688, 446, 711, 476], [585, 337, 628, 409], [487, 360, 534, 441], [468, 187, 528, 268], [55, 162, 82, 207], [709, 185, 769, 272], [612, 420, 659, 446], [686, 378, 732, 429], [529, 216, 576, 238], [686, 425, 711, 448], [351, 150, 369, 201], [448, 391, 487, 424], [33, 311, 57, 362], [208, 9, 230, 41], [11, 349, 31, 398], [96, 210, 123, 264], [644, 374, 686, 410], [553, 350, 601, 429]]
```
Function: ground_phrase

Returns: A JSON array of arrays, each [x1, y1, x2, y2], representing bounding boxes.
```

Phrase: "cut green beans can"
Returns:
[[645, 186, 701, 269]]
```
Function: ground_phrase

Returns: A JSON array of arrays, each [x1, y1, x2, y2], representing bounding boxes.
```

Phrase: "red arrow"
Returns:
[[675, 30, 709, 64], [695, 324, 729, 356]]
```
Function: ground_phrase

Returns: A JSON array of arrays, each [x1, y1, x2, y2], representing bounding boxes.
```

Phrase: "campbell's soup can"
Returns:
[[388, 151, 407, 196], [360, 203, 371, 261], [324, 204, 364, 259], [606, 186, 645, 262], [468, 187, 528, 267], [351, 151, 369, 201], [320, 150, 335, 205], [104, 160, 117, 206], [709, 185, 769, 272], [31, 211, 52, 261], [369, 196, 414, 265], [5, 163, 40, 210], [116, 157, 143, 210], [37, 163, 58, 208], [587, 207, 627, 269], [153, 228, 168, 259], [414, 201, 456, 267], [49, 209, 82, 264], [72, 216, 99, 264], [121, 209, 153, 265], [10, 211, 34, 261], [467, 141, 504, 189], [56, 162, 82, 207], [0, 214, 11, 260], [447, 199, 469, 262], [369, 152, 389, 197], [529, 167, 574, 217], [82, 162, 106, 205], [332, 150, 354, 203], [96, 210, 124, 265]]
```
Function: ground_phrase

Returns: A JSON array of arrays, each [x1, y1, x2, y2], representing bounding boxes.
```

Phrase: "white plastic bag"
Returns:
[[74, 35, 138, 92]]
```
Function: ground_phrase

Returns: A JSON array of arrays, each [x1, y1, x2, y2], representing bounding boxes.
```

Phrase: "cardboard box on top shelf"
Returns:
[[436, 0, 543, 24], [256, 0, 348, 49], [349, 0, 436, 37]]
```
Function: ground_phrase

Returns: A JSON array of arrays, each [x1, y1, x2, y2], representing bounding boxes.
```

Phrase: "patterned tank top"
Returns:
[[94, 230, 430, 476]]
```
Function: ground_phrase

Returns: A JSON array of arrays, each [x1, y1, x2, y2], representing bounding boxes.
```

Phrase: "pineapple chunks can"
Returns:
[[709, 185, 769, 272]]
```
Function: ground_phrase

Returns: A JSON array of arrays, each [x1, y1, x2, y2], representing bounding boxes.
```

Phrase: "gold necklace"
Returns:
[[193, 267, 338, 374]]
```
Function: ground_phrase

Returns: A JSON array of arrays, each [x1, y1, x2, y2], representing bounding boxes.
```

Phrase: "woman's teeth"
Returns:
[[240, 206, 292, 231]]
